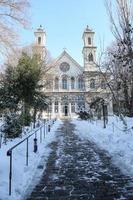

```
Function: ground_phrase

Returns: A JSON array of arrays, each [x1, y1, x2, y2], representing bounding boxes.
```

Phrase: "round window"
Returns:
[[60, 62, 70, 72]]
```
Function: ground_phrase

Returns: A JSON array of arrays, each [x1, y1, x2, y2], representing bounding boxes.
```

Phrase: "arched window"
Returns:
[[38, 37, 41, 45], [101, 80, 106, 89], [55, 77, 59, 89], [88, 37, 91, 45], [62, 77, 67, 89], [71, 77, 75, 89], [90, 79, 95, 89], [88, 53, 93, 62], [78, 77, 84, 90]]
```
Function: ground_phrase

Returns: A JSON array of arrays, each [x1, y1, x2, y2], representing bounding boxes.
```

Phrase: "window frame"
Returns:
[[71, 77, 75, 89], [88, 37, 91, 45], [90, 79, 95, 89], [38, 36, 41, 45], [55, 77, 59, 90], [88, 53, 94, 62], [78, 77, 84, 90], [62, 77, 67, 89]]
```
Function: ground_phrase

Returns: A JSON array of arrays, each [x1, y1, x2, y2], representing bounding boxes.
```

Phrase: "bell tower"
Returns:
[[34, 25, 46, 60], [82, 26, 97, 71]]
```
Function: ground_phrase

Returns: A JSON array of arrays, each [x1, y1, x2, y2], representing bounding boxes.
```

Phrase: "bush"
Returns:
[[78, 111, 93, 120], [2, 113, 22, 138]]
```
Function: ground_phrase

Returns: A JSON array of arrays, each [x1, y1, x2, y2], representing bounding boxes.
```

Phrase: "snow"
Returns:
[[73, 116, 133, 176], [0, 120, 62, 200], [1, 116, 133, 200]]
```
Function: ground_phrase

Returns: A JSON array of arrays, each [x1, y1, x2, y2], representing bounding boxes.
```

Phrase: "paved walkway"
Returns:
[[26, 121, 133, 200]]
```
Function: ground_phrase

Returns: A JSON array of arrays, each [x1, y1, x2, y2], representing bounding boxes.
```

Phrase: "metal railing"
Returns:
[[0, 133, 2, 148], [6, 119, 56, 196]]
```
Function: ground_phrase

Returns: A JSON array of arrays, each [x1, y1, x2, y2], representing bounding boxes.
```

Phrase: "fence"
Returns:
[[6, 119, 56, 196]]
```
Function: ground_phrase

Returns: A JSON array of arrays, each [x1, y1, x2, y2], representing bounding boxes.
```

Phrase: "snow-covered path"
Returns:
[[26, 120, 133, 200]]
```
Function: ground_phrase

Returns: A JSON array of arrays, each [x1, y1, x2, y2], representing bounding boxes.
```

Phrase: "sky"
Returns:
[[20, 0, 114, 66]]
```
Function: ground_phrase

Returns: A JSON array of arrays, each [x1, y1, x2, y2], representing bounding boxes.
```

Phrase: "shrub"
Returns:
[[78, 111, 93, 120], [2, 113, 22, 138]]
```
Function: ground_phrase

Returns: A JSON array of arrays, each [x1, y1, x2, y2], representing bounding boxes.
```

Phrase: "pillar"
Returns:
[[68, 77, 71, 91], [53, 79, 55, 92], [69, 102, 71, 117], [59, 78, 61, 91], [59, 101, 61, 118], [52, 101, 54, 118]]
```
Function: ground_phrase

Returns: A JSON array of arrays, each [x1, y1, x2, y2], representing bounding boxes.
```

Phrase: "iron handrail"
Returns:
[[6, 119, 55, 196], [0, 133, 2, 148], [7, 123, 43, 153]]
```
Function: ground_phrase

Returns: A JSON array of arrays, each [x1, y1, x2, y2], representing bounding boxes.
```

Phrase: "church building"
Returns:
[[34, 26, 112, 118]]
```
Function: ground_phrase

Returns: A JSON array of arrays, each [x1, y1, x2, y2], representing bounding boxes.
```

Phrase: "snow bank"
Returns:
[[0, 120, 62, 200], [73, 116, 133, 176]]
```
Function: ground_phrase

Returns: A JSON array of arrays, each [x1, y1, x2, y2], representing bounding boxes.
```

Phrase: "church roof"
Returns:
[[47, 50, 83, 71]]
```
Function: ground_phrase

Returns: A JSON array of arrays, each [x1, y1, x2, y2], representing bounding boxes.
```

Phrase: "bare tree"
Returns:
[[0, 0, 30, 56], [104, 0, 133, 116]]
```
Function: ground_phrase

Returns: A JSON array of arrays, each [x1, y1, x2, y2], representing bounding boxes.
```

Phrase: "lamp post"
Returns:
[[101, 99, 106, 128]]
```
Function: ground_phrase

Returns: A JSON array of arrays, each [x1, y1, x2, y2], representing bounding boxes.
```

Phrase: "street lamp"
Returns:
[[101, 99, 106, 128]]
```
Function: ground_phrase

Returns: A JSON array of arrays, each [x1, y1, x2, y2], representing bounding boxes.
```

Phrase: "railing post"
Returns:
[[33, 137, 38, 153], [6, 120, 49, 196], [30, 122, 32, 131], [0, 134, 2, 148], [46, 122, 48, 135], [40, 126, 42, 143], [7, 150, 12, 196], [44, 122, 45, 139], [4, 133, 7, 145], [48, 124, 50, 132], [26, 138, 29, 166]]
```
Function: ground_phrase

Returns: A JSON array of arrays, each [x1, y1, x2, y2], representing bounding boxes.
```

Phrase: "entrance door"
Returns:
[[65, 105, 68, 116]]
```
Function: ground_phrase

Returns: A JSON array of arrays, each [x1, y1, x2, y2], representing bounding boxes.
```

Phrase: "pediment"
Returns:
[[46, 50, 83, 77]]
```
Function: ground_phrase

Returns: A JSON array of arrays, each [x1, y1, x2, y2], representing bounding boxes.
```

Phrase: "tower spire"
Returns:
[[82, 26, 97, 71], [34, 25, 46, 60]]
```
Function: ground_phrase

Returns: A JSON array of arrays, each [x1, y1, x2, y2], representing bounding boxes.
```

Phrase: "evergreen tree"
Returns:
[[31, 92, 48, 128], [0, 52, 47, 138], [15, 52, 43, 126], [0, 65, 20, 112], [2, 113, 22, 138]]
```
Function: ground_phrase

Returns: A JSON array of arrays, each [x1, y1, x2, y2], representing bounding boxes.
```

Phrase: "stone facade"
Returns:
[[34, 26, 112, 118]]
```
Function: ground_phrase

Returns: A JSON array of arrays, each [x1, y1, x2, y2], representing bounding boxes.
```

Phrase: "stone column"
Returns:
[[84, 77, 88, 92], [76, 77, 78, 90], [53, 79, 54, 92], [58, 101, 61, 118], [75, 102, 78, 113], [68, 77, 71, 91], [52, 101, 54, 118], [69, 102, 71, 118], [59, 78, 61, 92]]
